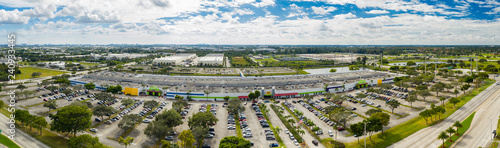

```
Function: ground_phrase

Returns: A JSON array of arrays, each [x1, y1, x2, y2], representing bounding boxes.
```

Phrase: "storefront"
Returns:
[[147, 86, 162, 96]]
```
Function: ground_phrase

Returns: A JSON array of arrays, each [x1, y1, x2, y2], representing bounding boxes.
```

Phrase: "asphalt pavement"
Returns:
[[389, 83, 500, 148]]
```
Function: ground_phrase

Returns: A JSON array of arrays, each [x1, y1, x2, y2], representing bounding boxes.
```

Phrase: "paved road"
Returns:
[[453, 77, 500, 148], [389, 82, 500, 148], [0, 112, 50, 148]]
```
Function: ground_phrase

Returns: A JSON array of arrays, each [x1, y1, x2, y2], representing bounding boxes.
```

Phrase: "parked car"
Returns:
[[312, 140, 319, 146], [90, 128, 97, 132]]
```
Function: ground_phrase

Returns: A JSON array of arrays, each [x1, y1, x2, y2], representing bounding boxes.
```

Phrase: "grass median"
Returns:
[[443, 112, 475, 148], [0, 134, 20, 148], [259, 104, 286, 148], [345, 79, 494, 148]]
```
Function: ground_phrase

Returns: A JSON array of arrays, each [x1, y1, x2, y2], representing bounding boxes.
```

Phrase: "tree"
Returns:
[[370, 112, 390, 133], [50, 105, 92, 137], [449, 97, 460, 109], [144, 100, 159, 108], [188, 112, 218, 129], [95, 92, 114, 102], [453, 121, 463, 135], [219, 136, 251, 148], [419, 109, 432, 124], [406, 92, 417, 107], [453, 89, 460, 98], [43, 100, 57, 112], [14, 109, 31, 126], [68, 134, 105, 148], [106, 85, 123, 96], [46, 86, 59, 92], [329, 69, 337, 73], [329, 108, 354, 128], [416, 85, 428, 91], [445, 127, 456, 141], [439, 97, 446, 107], [121, 98, 134, 106], [118, 136, 134, 148], [144, 121, 171, 141], [228, 98, 245, 114], [33, 115, 47, 135], [31, 72, 42, 78], [417, 90, 432, 101], [350, 122, 364, 144], [155, 109, 184, 128], [173, 100, 188, 113], [118, 114, 142, 131], [349, 65, 359, 71], [204, 90, 211, 101], [192, 126, 208, 148], [223, 96, 230, 102], [17, 84, 27, 91], [247, 92, 257, 101], [431, 82, 446, 97], [178, 130, 195, 148], [464, 76, 474, 84], [365, 109, 382, 116], [437, 131, 449, 147], [407, 61, 416, 66], [84, 82, 96, 90], [386, 100, 400, 114], [93, 106, 117, 121], [461, 84, 471, 94], [254, 90, 261, 99]]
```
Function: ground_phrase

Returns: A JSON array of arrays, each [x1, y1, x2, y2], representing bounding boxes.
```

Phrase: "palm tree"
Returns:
[[445, 127, 456, 142], [275, 126, 282, 134], [204, 90, 210, 101], [438, 131, 449, 148], [453, 121, 463, 135]]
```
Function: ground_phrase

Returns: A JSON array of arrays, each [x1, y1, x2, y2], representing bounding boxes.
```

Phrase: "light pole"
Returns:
[[364, 121, 370, 148]]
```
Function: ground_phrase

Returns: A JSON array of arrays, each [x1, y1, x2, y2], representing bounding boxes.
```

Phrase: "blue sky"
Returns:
[[0, 0, 499, 45]]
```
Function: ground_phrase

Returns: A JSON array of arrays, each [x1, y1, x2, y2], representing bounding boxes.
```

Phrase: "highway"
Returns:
[[389, 80, 500, 148], [453, 77, 500, 148]]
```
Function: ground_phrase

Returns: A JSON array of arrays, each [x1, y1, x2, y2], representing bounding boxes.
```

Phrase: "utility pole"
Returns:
[[424, 54, 426, 74]]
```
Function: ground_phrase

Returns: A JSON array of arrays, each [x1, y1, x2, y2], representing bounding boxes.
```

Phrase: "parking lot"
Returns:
[[280, 101, 324, 148], [265, 103, 300, 147], [243, 103, 271, 148]]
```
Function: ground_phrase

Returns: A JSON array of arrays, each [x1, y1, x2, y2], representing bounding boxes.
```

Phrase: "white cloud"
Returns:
[[74, 10, 121, 23], [287, 3, 307, 17], [334, 12, 356, 19], [311, 6, 337, 15], [252, 0, 275, 7], [32, 21, 77, 31], [485, 7, 500, 14], [0, 9, 30, 24], [366, 10, 389, 14], [233, 8, 254, 15]]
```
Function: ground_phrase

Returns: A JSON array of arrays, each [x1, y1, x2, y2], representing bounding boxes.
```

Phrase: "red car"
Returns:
[[337, 127, 345, 131], [43, 99, 48, 101]]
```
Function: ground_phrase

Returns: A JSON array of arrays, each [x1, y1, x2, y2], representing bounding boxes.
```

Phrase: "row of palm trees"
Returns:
[[437, 121, 463, 148]]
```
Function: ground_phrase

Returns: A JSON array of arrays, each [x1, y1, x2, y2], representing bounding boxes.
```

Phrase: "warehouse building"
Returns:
[[152, 54, 197, 65], [197, 54, 224, 66]]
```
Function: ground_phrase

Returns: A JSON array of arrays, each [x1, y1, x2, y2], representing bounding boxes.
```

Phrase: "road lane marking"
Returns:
[[132, 137, 141, 145], [451, 85, 500, 148]]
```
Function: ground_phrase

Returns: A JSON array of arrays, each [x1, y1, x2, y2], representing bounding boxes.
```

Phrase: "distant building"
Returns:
[[197, 54, 224, 66], [253, 48, 276, 52], [153, 54, 198, 65], [91, 53, 150, 60]]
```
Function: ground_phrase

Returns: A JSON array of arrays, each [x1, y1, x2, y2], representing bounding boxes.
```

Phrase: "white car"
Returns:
[[293, 140, 299, 146], [284, 129, 289, 134], [328, 130, 334, 137], [90, 128, 97, 132]]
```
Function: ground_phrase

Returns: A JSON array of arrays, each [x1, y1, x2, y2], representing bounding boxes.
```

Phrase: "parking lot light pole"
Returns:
[[364, 121, 370, 148]]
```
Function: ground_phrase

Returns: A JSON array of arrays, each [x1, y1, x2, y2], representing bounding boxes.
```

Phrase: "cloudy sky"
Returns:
[[0, 0, 500, 45]]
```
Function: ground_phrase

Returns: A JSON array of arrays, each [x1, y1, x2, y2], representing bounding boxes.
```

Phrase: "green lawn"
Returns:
[[0, 134, 20, 148], [231, 57, 251, 65], [255, 57, 277, 63], [442, 112, 475, 147], [16, 67, 68, 80], [78, 62, 100, 66], [345, 80, 494, 148]]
